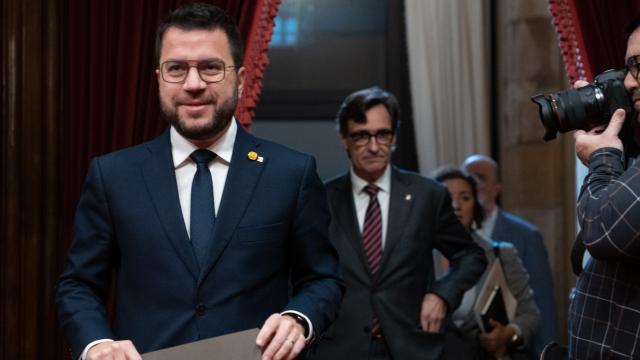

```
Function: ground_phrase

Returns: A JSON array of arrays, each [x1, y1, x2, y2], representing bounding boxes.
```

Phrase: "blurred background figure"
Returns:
[[434, 166, 540, 360], [462, 154, 557, 356]]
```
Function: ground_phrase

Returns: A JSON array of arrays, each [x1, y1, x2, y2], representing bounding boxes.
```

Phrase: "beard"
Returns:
[[161, 87, 239, 141]]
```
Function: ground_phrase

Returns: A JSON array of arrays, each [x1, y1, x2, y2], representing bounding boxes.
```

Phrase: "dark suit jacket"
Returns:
[[56, 124, 344, 358], [310, 167, 486, 359], [492, 209, 557, 355]]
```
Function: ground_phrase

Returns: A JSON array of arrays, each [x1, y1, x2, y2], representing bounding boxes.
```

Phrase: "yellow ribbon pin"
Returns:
[[247, 151, 258, 161]]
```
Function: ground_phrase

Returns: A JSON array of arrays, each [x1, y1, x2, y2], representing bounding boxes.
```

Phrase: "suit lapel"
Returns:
[[198, 125, 265, 284], [379, 167, 414, 276], [330, 174, 371, 277], [142, 130, 199, 279]]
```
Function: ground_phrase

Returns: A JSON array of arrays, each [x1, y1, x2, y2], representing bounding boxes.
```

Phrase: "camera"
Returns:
[[531, 69, 633, 141]]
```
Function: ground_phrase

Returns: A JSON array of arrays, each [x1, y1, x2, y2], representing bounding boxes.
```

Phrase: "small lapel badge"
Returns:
[[247, 151, 258, 161], [257, 156, 264, 163], [405, 194, 412, 201]]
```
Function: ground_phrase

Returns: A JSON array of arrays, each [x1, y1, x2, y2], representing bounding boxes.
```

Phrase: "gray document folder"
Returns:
[[143, 328, 261, 360]]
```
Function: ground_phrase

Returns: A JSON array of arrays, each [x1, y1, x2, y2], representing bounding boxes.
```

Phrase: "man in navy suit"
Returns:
[[462, 154, 557, 356], [55, 4, 343, 360]]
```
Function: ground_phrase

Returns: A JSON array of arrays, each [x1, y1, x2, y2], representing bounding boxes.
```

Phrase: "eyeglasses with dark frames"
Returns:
[[626, 54, 640, 81], [348, 129, 395, 146], [159, 59, 236, 84]]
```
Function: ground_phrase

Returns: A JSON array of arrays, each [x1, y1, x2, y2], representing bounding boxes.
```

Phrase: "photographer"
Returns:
[[568, 17, 640, 359]]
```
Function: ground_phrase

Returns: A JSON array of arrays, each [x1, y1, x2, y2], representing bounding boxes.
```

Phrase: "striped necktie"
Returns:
[[362, 184, 383, 336], [362, 184, 383, 276]]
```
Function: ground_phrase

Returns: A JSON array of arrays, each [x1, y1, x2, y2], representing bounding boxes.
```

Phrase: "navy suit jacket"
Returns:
[[56, 124, 344, 358], [492, 209, 557, 356]]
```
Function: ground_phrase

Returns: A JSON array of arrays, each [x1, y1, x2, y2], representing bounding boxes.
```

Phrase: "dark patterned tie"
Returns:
[[190, 149, 216, 267], [362, 185, 383, 276], [362, 184, 383, 337]]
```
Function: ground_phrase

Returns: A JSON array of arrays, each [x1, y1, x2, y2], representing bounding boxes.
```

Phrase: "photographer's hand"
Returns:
[[574, 108, 625, 166]]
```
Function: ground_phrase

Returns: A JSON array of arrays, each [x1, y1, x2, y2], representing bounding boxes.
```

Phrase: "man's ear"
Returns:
[[339, 134, 348, 150], [236, 66, 245, 97]]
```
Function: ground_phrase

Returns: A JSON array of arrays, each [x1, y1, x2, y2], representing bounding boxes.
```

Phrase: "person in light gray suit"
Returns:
[[462, 154, 556, 357], [434, 167, 539, 359], [309, 87, 487, 360]]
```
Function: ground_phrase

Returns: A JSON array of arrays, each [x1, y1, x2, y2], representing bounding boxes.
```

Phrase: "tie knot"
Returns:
[[190, 149, 216, 165], [363, 185, 379, 198]]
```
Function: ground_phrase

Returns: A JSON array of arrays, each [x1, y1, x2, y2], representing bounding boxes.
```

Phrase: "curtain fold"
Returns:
[[549, 0, 640, 82], [405, 0, 491, 175], [236, 0, 281, 129]]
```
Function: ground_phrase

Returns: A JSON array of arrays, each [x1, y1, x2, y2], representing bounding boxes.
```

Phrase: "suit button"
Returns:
[[363, 325, 370, 333], [196, 304, 206, 316]]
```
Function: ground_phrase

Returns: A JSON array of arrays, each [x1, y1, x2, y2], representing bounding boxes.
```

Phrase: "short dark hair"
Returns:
[[336, 86, 400, 137], [432, 166, 485, 229], [155, 3, 244, 67]]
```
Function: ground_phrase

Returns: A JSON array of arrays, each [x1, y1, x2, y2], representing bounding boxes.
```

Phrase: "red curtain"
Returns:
[[59, 0, 280, 253], [549, 0, 640, 83]]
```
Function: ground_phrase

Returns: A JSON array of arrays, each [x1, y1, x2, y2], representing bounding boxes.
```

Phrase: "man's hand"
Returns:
[[574, 108, 625, 165], [573, 80, 626, 165], [420, 293, 447, 332], [256, 313, 306, 360], [86, 340, 141, 360], [478, 319, 516, 358]]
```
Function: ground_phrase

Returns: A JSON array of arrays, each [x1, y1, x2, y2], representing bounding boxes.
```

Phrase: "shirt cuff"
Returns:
[[80, 339, 113, 360], [589, 147, 624, 168], [281, 310, 314, 342]]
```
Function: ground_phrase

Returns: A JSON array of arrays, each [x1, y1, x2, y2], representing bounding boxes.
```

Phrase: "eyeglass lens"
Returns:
[[161, 59, 228, 83]]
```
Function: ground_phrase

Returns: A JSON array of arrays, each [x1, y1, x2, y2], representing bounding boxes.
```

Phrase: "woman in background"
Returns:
[[433, 166, 539, 360]]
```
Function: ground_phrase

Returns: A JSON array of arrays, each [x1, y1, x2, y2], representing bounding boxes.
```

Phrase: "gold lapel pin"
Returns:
[[247, 151, 258, 161], [405, 194, 412, 201]]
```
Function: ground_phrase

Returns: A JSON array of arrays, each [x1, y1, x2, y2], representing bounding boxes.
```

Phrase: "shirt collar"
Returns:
[[170, 119, 237, 168], [350, 164, 392, 194], [478, 206, 498, 235]]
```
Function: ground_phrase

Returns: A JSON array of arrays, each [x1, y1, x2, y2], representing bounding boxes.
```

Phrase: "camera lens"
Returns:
[[531, 85, 606, 141]]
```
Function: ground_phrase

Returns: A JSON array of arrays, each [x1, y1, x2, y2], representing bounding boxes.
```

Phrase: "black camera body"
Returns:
[[531, 69, 633, 141]]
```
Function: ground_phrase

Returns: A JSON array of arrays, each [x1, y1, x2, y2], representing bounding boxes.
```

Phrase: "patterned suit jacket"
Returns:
[[569, 148, 640, 359]]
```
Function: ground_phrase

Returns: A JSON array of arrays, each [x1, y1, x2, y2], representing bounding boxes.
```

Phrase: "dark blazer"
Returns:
[[491, 209, 557, 355], [310, 167, 486, 359], [56, 124, 344, 358]]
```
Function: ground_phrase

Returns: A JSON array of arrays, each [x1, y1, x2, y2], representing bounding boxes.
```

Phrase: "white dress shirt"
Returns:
[[475, 206, 498, 239], [171, 121, 235, 235], [350, 165, 391, 248]]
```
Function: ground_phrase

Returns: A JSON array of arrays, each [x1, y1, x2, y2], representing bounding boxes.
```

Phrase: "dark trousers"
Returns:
[[369, 336, 392, 360]]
